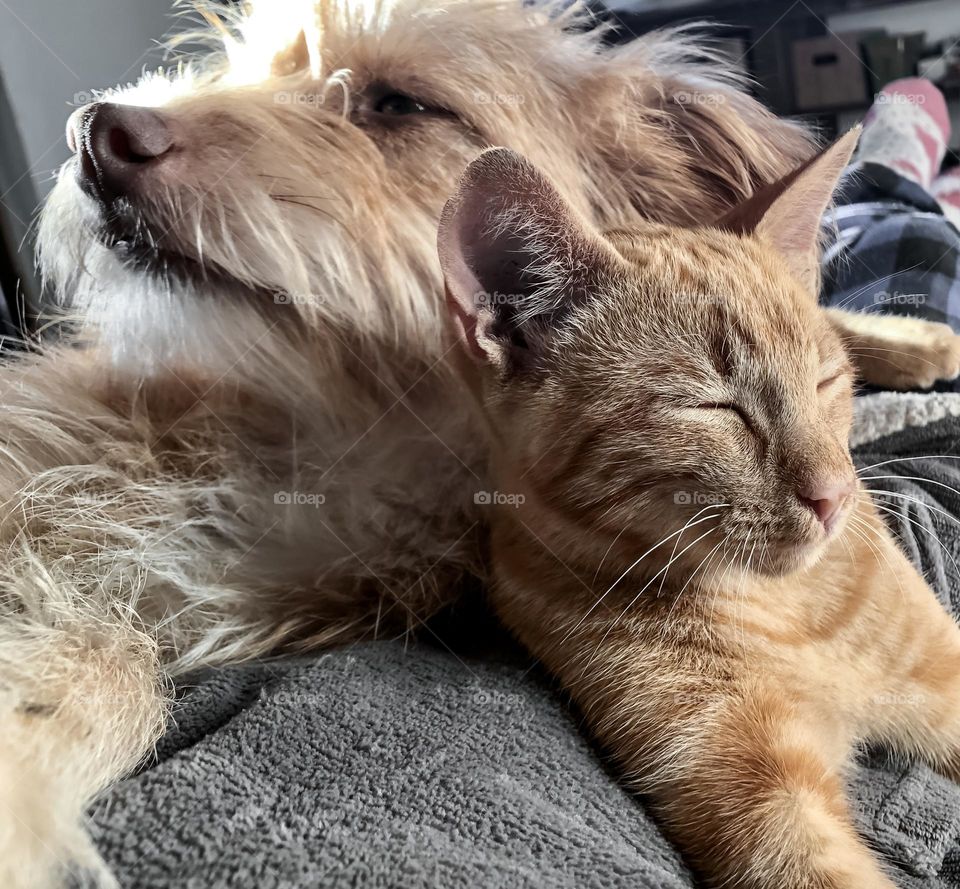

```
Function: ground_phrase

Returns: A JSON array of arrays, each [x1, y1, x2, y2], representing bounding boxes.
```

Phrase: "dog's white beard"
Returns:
[[39, 166, 449, 383]]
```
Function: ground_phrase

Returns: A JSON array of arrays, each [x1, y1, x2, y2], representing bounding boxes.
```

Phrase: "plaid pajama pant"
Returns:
[[820, 161, 960, 392]]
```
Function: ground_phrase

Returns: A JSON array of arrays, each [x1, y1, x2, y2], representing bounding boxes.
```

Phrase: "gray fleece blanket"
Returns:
[[84, 395, 960, 889]]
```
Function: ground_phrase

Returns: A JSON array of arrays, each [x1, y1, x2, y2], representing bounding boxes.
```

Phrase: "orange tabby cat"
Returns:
[[437, 134, 960, 889]]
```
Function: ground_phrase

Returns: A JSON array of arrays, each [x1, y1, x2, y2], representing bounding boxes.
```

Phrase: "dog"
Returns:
[[8, 0, 959, 884]]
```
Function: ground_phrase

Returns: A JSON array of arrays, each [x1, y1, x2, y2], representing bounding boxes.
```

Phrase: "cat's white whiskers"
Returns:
[[658, 538, 725, 646], [551, 509, 724, 655], [862, 474, 960, 503], [833, 263, 924, 309], [845, 347, 942, 372], [866, 489, 960, 531], [585, 506, 725, 615], [582, 524, 722, 673], [702, 545, 729, 648], [727, 543, 749, 652], [655, 512, 699, 600], [591, 522, 634, 588], [848, 512, 910, 604], [736, 535, 757, 656], [873, 501, 960, 586], [708, 533, 747, 644], [856, 455, 960, 474]]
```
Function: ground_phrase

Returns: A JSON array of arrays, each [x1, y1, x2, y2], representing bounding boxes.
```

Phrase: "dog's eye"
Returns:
[[374, 93, 429, 116]]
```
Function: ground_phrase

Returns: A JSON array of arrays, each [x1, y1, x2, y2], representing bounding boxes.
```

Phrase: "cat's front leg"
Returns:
[[862, 573, 960, 783], [637, 690, 897, 889], [825, 309, 960, 390], [496, 604, 897, 887]]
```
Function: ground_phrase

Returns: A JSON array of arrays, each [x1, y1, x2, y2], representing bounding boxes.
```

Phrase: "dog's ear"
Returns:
[[575, 34, 816, 227], [438, 148, 620, 373], [715, 128, 859, 292]]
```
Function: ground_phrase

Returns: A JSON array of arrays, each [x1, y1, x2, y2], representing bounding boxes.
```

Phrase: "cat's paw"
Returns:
[[844, 316, 960, 390], [881, 321, 960, 390]]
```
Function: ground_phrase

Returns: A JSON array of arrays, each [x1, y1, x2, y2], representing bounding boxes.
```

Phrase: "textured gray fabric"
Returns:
[[84, 415, 960, 888], [86, 645, 692, 888], [847, 416, 960, 889]]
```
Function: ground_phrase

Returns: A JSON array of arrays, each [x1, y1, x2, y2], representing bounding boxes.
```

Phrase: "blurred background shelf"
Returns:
[[599, 0, 960, 147]]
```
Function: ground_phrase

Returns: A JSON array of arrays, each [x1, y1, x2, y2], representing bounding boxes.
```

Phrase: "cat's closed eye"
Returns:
[[817, 372, 845, 392], [690, 402, 756, 433]]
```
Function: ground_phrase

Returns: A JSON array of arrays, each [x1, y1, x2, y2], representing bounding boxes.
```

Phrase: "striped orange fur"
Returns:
[[438, 136, 960, 888]]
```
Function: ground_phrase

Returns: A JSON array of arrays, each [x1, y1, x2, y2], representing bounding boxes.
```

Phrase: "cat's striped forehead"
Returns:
[[600, 225, 824, 359]]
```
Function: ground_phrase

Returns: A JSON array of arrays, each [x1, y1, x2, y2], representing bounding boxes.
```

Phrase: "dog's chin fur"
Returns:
[[12, 1, 819, 885]]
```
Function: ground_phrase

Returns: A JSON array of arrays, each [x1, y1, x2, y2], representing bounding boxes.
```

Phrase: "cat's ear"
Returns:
[[716, 128, 860, 291], [438, 147, 620, 372]]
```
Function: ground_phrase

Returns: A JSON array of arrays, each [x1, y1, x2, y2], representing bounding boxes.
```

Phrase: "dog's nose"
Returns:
[[798, 476, 854, 534], [68, 102, 174, 203]]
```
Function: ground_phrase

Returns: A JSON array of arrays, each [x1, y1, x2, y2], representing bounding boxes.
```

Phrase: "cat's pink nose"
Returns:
[[798, 477, 854, 533]]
